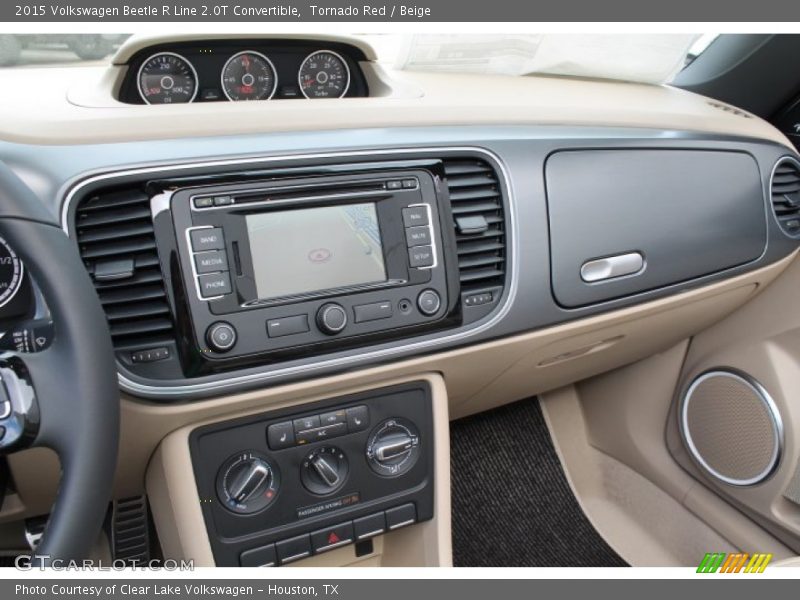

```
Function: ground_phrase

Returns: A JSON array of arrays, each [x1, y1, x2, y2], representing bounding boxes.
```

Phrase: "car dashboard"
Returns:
[[0, 33, 798, 568]]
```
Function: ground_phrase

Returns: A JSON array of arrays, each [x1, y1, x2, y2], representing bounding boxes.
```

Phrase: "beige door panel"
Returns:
[[667, 253, 800, 552]]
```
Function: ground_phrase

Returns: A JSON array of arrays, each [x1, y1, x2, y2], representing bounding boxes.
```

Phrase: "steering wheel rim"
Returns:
[[0, 164, 119, 562]]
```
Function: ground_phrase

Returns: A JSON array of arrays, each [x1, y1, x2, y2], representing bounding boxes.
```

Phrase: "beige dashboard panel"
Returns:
[[0, 67, 791, 146], [146, 372, 452, 567], [1, 251, 793, 525]]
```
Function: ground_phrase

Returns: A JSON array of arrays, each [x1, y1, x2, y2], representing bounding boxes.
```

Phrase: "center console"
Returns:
[[189, 381, 435, 567], [168, 167, 460, 373]]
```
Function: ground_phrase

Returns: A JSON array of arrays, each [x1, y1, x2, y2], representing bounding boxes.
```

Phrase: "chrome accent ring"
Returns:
[[679, 368, 783, 487]]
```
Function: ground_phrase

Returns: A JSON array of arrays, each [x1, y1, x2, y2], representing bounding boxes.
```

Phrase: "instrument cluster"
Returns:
[[119, 40, 368, 104]]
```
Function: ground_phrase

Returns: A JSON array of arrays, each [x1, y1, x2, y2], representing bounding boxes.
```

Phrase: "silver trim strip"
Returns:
[[388, 519, 415, 530], [60, 146, 517, 398], [679, 368, 784, 487], [355, 529, 384, 540]]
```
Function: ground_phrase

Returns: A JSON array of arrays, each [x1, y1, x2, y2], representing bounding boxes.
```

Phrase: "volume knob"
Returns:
[[316, 303, 347, 335]]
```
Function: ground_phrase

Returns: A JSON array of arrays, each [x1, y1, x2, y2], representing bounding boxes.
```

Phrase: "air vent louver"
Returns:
[[74, 187, 175, 350], [443, 158, 507, 292], [771, 158, 800, 237]]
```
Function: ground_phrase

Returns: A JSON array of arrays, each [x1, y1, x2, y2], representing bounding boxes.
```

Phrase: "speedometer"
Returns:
[[221, 51, 278, 101], [137, 52, 198, 105], [0, 237, 23, 308], [298, 50, 351, 99]]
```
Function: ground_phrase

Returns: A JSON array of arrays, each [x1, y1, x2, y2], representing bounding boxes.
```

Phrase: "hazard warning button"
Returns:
[[310, 521, 354, 554]]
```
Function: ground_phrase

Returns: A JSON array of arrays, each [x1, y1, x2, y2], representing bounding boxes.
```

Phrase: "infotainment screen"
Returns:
[[246, 203, 387, 300]]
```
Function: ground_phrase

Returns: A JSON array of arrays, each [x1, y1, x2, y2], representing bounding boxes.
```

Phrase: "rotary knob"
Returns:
[[301, 446, 349, 495], [316, 303, 347, 335], [216, 451, 280, 514], [366, 418, 421, 477]]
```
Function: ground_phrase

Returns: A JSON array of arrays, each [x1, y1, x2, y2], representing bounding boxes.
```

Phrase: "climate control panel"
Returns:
[[189, 381, 434, 566]]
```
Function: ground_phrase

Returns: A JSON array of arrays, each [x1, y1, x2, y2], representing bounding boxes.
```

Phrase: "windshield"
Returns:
[[0, 33, 719, 85]]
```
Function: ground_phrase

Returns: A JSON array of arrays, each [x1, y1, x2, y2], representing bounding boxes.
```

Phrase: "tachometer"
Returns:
[[298, 50, 351, 99], [137, 52, 198, 105], [0, 237, 23, 308], [221, 51, 278, 101]]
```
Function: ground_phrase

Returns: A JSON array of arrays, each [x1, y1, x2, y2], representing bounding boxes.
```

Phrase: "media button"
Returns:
[[194, 250, 228, 274]]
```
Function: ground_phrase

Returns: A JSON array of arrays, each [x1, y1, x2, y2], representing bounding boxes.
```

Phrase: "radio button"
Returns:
[[418, 289, 441, 316], [190, 227, 225, 251], [194, 250, 229, 274], [198, 272, 231, 297], [402, 206, 429, 227], [405, 226, 431, 247], [408, 245, 434, 268], [206, 322, 237, 352], [354, 301, 393, 323], [266, 315, 310, 338]]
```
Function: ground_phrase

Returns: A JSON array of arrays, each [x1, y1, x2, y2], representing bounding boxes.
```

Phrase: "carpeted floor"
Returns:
[[450, 397, 628, 567]]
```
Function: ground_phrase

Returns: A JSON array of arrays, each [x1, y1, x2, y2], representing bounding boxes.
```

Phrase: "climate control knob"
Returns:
[[366, 418, 421, 477], [216, 451, 280, 514], [316, 303, 348, 335], [301, 446, 349, 495]]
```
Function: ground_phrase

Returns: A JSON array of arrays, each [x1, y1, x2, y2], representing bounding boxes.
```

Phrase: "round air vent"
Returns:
[[680, 369, 782, 486], [770, 157, 800, 237]]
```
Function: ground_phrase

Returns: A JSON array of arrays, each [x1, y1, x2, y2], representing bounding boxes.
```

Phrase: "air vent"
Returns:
[[707, 101, 753, 119], [74, 187, 175, 350], [771, 158, 800, 237], [443, 158, 507, 293], [110, 496, 152, 565]]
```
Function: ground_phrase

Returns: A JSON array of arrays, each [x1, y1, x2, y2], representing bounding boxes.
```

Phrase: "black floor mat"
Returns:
[[450, 397, 628, 567]]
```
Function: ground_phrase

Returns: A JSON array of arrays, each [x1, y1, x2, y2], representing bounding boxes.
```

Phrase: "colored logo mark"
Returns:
[[696, 552, 772, 573]]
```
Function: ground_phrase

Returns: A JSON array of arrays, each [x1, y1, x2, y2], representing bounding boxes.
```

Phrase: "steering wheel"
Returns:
[[0, 164, 119, 562]]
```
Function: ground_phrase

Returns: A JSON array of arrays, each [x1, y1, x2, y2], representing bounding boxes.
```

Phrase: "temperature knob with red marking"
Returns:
[[216, 451, 280, 514]]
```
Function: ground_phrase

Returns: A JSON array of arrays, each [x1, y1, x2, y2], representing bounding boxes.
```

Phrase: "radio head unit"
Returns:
[[169, 168, 460, 373]]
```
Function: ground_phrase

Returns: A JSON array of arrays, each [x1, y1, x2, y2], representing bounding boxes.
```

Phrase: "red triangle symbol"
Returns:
[[328, 532, 340, 544]]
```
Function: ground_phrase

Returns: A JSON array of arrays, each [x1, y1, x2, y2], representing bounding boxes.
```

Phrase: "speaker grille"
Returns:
[[680, 370, 782, 486]]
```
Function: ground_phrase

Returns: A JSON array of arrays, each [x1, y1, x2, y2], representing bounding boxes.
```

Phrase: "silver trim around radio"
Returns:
[[59, 146, 517, 398]]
